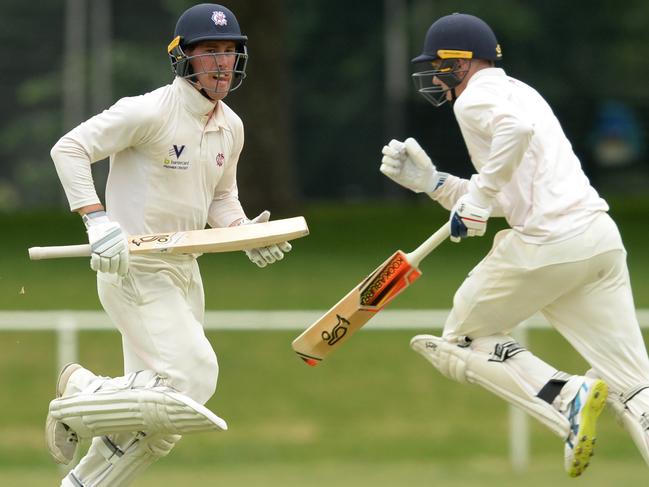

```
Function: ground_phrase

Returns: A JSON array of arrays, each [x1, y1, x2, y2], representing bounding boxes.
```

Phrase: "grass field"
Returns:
[[3, 198, 648, 310], [1, 200, 648, 485], [1, 329, 648, 485]]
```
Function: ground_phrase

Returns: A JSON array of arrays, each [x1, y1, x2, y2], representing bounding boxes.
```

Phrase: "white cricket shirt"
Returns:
[[51, 77, 246, 235], [433, 68, 608, 244]]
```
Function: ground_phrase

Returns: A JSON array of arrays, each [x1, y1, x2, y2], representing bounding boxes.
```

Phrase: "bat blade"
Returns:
[[291, 250, 421, 366], [128, 216, 308, 255], [28, 216, 309, 260]]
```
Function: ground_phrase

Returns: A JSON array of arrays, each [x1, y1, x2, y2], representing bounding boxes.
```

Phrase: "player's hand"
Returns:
[[83, 211, 129, 275], [380, 138, 445, 193], [242, 211, 292, 268], [449, 194, 490, 243]]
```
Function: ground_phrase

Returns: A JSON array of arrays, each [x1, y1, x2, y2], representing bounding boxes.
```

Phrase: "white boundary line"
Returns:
[[2, 309, 646, 330]]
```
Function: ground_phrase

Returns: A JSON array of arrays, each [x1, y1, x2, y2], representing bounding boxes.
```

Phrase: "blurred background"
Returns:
[[2, 0, 649, 212], [2, 1, 649, 485]]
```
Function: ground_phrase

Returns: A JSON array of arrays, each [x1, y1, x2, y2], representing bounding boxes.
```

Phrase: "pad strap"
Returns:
[[536, 372, 571, 404], [621, 384, 649, 405]]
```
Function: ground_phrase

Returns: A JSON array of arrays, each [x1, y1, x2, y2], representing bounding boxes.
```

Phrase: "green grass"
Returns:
[[0, 329, 648, 485], [1, 459, 647, 487], [2, 198, 649, 309], [1, 200, 648, 485]]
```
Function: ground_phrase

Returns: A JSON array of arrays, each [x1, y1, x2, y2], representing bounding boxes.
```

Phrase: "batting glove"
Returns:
[[380, 138, 446, 194], [449, 194, 491, 243], [241, 211, 292, 268], [83, 211, 129, 275]]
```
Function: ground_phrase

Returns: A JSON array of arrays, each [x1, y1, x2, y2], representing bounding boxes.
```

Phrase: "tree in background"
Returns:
[[1, 0, 649, 210]]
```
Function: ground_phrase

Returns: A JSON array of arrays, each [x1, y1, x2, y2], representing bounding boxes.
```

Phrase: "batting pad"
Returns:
[[62, 432, 181, 487], [49, 388, 227, 438], [411, 334, 570, 438], [608, 385, 649, 466]]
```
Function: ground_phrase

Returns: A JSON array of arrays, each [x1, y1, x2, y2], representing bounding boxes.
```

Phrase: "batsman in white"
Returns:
[[381, 13, 649, 477], [46, 4, 292, 486]]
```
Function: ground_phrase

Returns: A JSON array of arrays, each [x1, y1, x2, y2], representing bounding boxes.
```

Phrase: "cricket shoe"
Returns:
[[45, 363, 83, 464], [563, 377, 608, 477]]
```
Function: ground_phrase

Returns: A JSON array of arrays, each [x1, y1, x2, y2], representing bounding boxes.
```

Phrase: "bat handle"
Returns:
[[406, 222, 450, 267], [28, 244, 92, 260]]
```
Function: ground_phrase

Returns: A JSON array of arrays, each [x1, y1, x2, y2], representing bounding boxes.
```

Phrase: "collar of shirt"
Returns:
[[173, 77, 228, 131], [466, 66, 506, 87]]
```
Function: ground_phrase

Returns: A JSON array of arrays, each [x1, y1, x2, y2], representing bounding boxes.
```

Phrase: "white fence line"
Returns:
[[1, 309, 648, 472]]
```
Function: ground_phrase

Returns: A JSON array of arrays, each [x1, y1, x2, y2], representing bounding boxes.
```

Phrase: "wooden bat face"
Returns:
[[28, 217, 309, 260], [292, 250, 421, 366], [128, 217, 308, 255]]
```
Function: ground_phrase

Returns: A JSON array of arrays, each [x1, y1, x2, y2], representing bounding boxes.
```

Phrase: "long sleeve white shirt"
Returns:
[[51, 77, 246, 235], [431, 68, 608, 244]]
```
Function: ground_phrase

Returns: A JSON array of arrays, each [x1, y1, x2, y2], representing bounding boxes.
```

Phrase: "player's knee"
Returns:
[[185, 350, 219, 405]]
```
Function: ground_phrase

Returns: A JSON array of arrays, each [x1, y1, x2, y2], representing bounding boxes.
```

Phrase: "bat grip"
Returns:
[[28, 244, 92, 260], [406, 222, 450, 267]]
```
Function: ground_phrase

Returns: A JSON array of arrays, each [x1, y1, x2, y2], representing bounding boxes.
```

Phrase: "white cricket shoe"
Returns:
[[45, 363, 82, 464], [563, 377, 608, 477]]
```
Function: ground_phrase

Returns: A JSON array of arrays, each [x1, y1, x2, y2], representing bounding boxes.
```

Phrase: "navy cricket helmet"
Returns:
[[168, 3, 248, 92], [412, 13, 502, 64], [412, 13, 502, 107]]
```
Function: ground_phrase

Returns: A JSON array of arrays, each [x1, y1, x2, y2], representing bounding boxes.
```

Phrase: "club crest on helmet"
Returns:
[[211, 11, 228, 27]]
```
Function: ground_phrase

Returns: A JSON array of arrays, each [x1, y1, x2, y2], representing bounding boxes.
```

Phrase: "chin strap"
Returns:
[[199, 88, 213, 100]]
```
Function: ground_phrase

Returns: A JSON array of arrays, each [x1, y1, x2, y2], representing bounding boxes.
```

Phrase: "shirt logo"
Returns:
[[211, 11, 228, 27], [172, 144, 185, 158], [216, 152, 225, 167], [164, 144, 190, 170]]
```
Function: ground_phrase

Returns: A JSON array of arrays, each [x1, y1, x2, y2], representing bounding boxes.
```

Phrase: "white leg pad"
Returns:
[[49, 370, 227, 439], [411, 334, 570, 438], [62, 432, 181, 487], [608, 384, 649, 466]]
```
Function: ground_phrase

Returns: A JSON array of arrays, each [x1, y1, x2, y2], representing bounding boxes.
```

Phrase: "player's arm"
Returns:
[[380, 137, 504, 242], [51, 98, 157, 274], [456, 96, 534, 207], [51, 97, 159, 211], [52, 137, 129, 274], [444, 98, 533, 242]]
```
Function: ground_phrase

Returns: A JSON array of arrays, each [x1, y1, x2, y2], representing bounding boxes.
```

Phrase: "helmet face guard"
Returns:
[[412, 54, 471, 107], [168, 4, 249, 96], [168, 36, 248, 94]]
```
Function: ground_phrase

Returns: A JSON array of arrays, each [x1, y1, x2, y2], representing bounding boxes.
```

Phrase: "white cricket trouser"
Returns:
[[97, 253, 218, 405], [443, 212, 649, 394], [62, 254, 219, 486]]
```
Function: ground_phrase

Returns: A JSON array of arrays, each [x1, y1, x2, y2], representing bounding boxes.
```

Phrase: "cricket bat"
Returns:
[[28, 216, 309, 260], [291, 221, 450, 366]]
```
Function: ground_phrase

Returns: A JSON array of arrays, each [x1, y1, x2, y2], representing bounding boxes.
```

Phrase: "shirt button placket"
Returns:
[[199, 115, 209, 165]]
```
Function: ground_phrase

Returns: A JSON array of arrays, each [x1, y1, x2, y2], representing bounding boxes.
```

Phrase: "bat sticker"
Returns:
[[321, 315, 351, 346]]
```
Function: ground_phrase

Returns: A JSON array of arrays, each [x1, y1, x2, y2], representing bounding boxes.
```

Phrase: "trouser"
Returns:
[[62, 253, 219, 486], [99, 253, 218, 403], [443, 213, 649, 395]]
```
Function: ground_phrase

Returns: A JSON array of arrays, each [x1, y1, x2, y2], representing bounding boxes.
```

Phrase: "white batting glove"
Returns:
[[83, 211, 129, 275], [380, 138, 446, 193], [449, 194, 491, 243], [241, 211, 292, 268]]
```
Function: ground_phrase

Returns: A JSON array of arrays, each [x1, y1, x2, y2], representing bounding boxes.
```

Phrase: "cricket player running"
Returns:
[[46, 4, 292, 486], [381, 13, 649, 476]]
